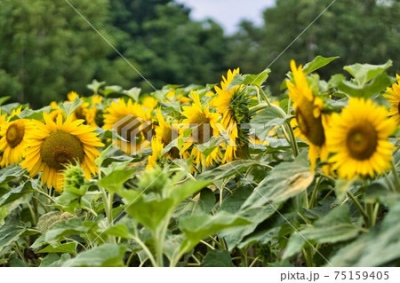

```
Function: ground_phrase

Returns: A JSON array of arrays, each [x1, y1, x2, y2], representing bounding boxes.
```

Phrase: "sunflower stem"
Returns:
[[258, 88, 271, 106], [365, 202, 374, 228], [285, 120, 299, 157], [347, 191, 369, 228], [391, 160, 400, 193], [309, 176, 322, 209]]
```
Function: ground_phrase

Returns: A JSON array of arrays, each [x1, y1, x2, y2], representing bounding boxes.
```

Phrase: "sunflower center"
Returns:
[[74, 106, 86, 120], [6, 121, 25, 148], [346, 123, 377, 160], [296, 105, 325, 146], [41, 130, 84, 170]]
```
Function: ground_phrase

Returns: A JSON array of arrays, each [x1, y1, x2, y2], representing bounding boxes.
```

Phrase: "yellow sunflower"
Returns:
[[325, 98, 396, 179], [181, 91, 222, 168], [210, 68, 242, 163], [286, 60, 328, 171], [154, 108, 180, 158], [146, 137, 164, 170], [21, 113, 104, 192], [67, 92, 103, 127], [67, 91, 89, 121], [103, 98, 153, 154], [383, 74, 400, 124], [0, 108, 32, 167]]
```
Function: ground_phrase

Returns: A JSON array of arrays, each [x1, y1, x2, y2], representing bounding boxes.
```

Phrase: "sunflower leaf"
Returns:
[[242, 151, 313, 209], [302, 56, 339, 74], [62, 243, 126, 267], [343, 60, 392, 87], [98, 168, 136, 193]]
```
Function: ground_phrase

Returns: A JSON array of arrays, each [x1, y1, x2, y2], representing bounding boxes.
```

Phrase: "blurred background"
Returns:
[[0, 0, 399, 108]]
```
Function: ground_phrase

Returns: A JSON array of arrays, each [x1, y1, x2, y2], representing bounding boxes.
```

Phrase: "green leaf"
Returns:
[[302, 56, 339, 74], [102, 85, 123, 96], [229, 69, 271, 88], [201, 250, 235, 267], [42, 218, 95, 243], [60, 99, 82, 117], [40, 254, 71, 267], [197, 160, 259, 182], [103, 223, 132, 239], [179, 211, 251, 254], [283, 205, 361, 261], [36, 211, 75, 233], [343, 60, 392, 86], [242, 152, 314, 209], [123, 87, 141, 101], [98, 168, 136, 193], [220, 205, 279, 251], [197, 188, 216, 214], [62, 244, 126, 267], [0, 224, 25, 254], [0, 180, 34, 207], [328, 197, 400, 266], [282, 232, 306, 260], [334, 179, 356, 202], [87, 79, 105, 93], [125, 179, 210, 234], [0, 166, 25, 186], [38, 242, 77, 254]]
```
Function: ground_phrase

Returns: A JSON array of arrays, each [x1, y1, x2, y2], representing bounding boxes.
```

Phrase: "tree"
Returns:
[[226, 0, 400, 94], [0, 0, 139, 108], [109, 0, 229, 92]]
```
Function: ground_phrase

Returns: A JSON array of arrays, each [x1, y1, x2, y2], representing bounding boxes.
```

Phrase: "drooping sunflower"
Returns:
[[286, 60, 328, 171], [21, 113, 104, 192], [0, 108, 32, 167], [103, 98, 153, 154], [210, 68, 249, 163], [325, 97, 396, 180], [181, 91, 222, 168], [383, 74, 400, 124]]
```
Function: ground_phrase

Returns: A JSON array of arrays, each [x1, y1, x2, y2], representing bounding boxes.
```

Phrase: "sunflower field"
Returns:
[[1, 56, 400, 267]]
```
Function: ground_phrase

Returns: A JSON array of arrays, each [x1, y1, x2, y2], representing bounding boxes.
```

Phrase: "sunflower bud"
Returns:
[[63, 163, 87, 196]]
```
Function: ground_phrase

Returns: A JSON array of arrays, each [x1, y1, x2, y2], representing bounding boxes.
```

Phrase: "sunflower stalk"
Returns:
[[347, 191, 369, 227]]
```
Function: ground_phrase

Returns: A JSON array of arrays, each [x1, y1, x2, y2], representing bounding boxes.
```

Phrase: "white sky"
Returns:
[[176, 0, 276, 34]]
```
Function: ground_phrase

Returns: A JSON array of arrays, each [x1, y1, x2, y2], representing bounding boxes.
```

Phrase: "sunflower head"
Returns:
[[103, 98, 153, 154], [287, 60, 326, 146], [326, 98, 396, 179], [0, 108, 32, 167], [181, 91, 220, 145], [383, 74, 400, 124], [210, 68, 251, 163], [21, 113, 104, 192]]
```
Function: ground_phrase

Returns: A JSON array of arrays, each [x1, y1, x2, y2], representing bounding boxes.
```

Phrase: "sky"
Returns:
[[176, 0, 276, 34]]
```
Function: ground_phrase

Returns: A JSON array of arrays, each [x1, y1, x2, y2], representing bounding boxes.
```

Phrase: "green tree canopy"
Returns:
[[227, 0, 400, 94]]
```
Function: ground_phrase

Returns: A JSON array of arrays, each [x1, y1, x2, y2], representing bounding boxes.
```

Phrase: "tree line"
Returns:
[[0, 0, 399, 107]]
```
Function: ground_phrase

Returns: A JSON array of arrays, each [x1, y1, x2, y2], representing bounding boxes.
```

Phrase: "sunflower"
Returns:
[[210, 68, 247, 163], [181, 91, 222, 168], [154, 108, 180, 158], [146, 137, 164, 170], [0, 108, 32, 167], [325, 98, 396, 179], [383, 74, 400, 124], [67, 91, 89, 121], [103, 98, 153, 154], [21, 113, 104, 192], [286, 60, 328, 171]]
